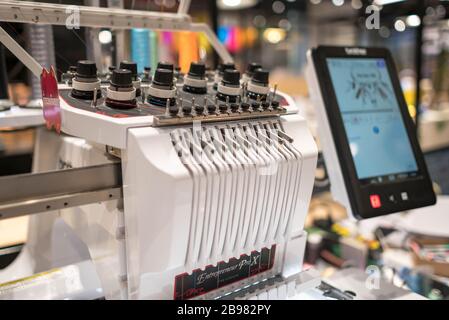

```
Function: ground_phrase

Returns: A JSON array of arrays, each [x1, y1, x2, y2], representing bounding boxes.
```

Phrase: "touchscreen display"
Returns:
[[326, 58, 418, 182]]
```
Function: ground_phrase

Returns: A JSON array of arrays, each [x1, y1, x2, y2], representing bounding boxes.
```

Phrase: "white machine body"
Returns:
[[55, 89, 318, 300]]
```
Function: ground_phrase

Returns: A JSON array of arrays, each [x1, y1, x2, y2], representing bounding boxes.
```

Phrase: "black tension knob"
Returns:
[[195, 105, 205, 114], [219, 104, 228, 113], [207, 104, 217, 114], [222, 69, 240, 86], [76, 60, 97, 79], [241, 102, 250, 111], [182, 105, 192, 115], [246, 62, 262, 76], [218, 62, 236, 73], [188, 62, 206, 78], [111, 69, 133, 87], [251, 102, 260, 110], [169, 106, 178, 116], [157, 61, 174, 72], [153, 68, 174, 87], [119, 61, 138, 78], [252, 69, 269, 85]]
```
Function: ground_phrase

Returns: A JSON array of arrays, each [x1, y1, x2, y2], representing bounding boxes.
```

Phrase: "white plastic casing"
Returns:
[[305, 50, 354, 218], [55, 88, 317, 300], [121, 114, 317, 299]]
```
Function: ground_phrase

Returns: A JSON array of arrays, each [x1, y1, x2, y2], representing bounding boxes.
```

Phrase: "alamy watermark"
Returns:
[[65, 5, 80, 30], [365, 5, 381, 30], [365, 265, 381, 290]]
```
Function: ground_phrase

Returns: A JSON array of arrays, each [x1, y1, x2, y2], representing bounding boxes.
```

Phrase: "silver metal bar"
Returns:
[[0, 1, 234, 64], [0, 163, 122, 220], [177, 0, 191, 15], [0, 1, 191, 30], [0, 26, 43, 77]]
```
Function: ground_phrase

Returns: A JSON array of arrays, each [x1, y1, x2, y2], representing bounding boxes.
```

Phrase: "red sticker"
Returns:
[[41, 67, 61, 133]]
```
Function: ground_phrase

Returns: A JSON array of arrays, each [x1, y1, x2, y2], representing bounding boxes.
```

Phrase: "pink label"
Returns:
[[41, 67, 61, 133]]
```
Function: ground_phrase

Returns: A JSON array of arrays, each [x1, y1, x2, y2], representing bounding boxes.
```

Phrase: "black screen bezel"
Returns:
[[312, 46, 436, 219]]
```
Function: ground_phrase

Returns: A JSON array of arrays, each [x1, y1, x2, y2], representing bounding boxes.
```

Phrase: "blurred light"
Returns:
[[98, 30, 112, 44], [287, 0, 296, 2], [332, 0, 344, 7], [379, 26, 390, 38], [310, 0, 322, 4], [218, 26, 230, 44], [426, 7, 435, 16], [218, 0, 257, 10], [351, 0, 362, 9], [272, 1, 286, 14], [436, 5, 446, 17], [394, 19, 406, 32], [406, 15, 421, 27], [279, 19, 292, 31], [222, 0, 241, 7], [253, 15, 266, 27], [374, 0, 404, 4], [263, 28, 287, 44]]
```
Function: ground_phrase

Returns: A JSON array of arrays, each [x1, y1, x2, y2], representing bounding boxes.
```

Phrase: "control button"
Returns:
[[218, 62, 236, 74], [401, 192, 409, 201], [71, 60, 101, 100], [188, 62, 206, 78], [369, 194, 382, 209], [157, 61, 174, 72], [111, 69, 133, 87], [246, 62, 262, 77], [271, 101, 280, 109], [251, 102, 260, 111], [388, 194, 396, 203], [106, 69, 137, 109], [230, 103, 239, 112], [194, 105, 205, 115], [153, 68, 174, 87], [76, 60, 97, 78], [222, 69, 240, 86], [252, 69, 269, 85], [169, 106, 178, 116], [241, 102, 250, 111], [119, 61, 138, 78], [219, 104, 228, 113], [207, 104, 217, 114], [182, 105, 192, 116]]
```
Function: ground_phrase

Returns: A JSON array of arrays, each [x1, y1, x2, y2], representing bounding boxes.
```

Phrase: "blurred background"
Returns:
[[1, 0, 449, 300]]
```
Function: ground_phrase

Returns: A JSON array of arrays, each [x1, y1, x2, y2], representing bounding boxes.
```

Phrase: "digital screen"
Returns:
[[326, 58, 418, 182]]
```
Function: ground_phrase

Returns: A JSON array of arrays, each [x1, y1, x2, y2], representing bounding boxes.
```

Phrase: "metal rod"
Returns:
[[0, 1, 191, 30], [0, 163, 122, 220], [0, 26, 42, 77], [177, 0, 191, 15], [0, 42, 8, 99]]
